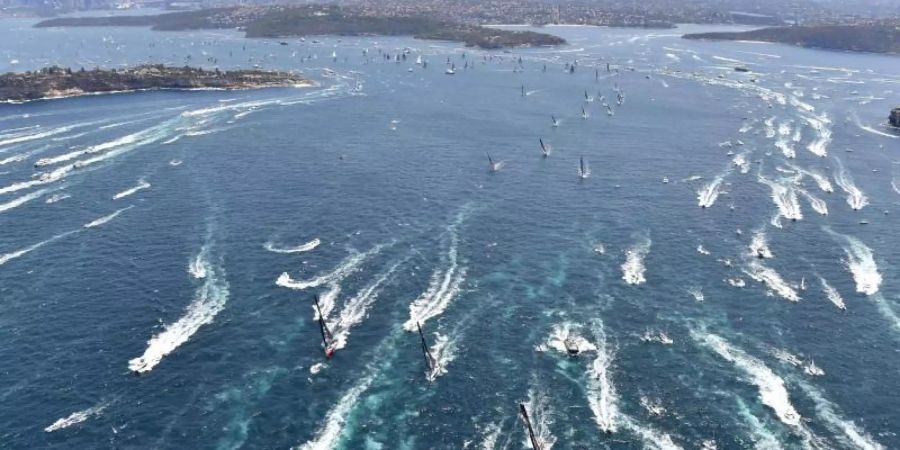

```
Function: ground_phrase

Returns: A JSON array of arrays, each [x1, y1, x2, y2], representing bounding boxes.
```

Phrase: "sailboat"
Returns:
[[539, 139, 551, 158], [488, 154, 501, 172], [551, 116, 559, 128], [581, 107, 589, 119], [416, 322, 438, 380], [416, 54, 422, 65], [606, 105, 614, 117], [521, 84, 526, 97], [800, 277, 807, 291], [445, 63, 455, 75], [578, 156, 590, 180], [331, 51, 337, 62], [584, 90, 594, 102], [313, 296, 336, 359]]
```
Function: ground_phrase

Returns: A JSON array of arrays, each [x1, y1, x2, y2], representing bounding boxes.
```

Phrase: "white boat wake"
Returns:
[[403, 213, 468, 331], [83, 205, 133, 228], [796, 379, 885, 450], [622, 237, 651, 285], [276, 243, 384, 291], [586, 321, 619, 434], [743, 260, 801, 302], [327, 260, 404, 351], [44, 402, 108, 432], [824, 227, 881, 295], [697, 175, 726, 208], [128, 239, 229, 373], [833, 158, 868, 210], [522, 387, 557, 450], [264, 238, 321, 254], [112, 178, 151, 200], [818, 276, 847, 310], [749, 230, 773, 259], [691, 330, 802, 428]]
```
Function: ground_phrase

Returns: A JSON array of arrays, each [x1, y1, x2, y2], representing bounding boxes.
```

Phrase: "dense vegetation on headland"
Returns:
[[0, 65, 310, 102], [35, 6, 566, 49], [683, 25, 900, 54]]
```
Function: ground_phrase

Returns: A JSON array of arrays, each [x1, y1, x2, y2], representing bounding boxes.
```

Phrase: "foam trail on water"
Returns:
[[295, 372, 376, 450], [112, 179, 150, 199], [691, 330, 802, 428], [128, 239, 228, 373], [788, 164, 833, 194], [522, 387, 557, 450], [698, 175, 725, 208], [622, 237, 651, 285], [44, 402, 108, 432], [869, 294, 900, 332], [403, 213, 468, 331], [795, 379, 884, 450], [775, 121, 796, 159], [45, 193, 70, 204], [620, 415, 683, 450], [892, 178, 900, 196], [0, 124, 78, 148], [425, 332, 457, 382], [586, 321, 619, 434], [264, 238, 320, 254], [850, 111, 897, 139], [189, 245, 208, 279], [818, 276, 847, 310], [0, 187, 52, 214], [0, 229, 79, 267], [833, 158, 868, 210], [798, 189, 828, 215], [749, 230, 773, 259], [743, 260, 801, 302], [735, 397, 784, 449], [758, 175, 802, 222], [477, 422, 502, 450], [328, 260, 403, 351], [824, 227, 881, 295], [84, 206, 133, 228], [276, 244, 384, 290], [537, 322, 597, 354], [802, 114, 832, 157]]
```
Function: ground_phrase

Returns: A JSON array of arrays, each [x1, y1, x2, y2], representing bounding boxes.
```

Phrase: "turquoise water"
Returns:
[[0, 19, 899, 450]]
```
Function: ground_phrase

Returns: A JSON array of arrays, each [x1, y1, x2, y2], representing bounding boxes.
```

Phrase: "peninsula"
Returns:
[[683, 24, 900, 54], [35, 6, 566, 49], [0, 65, 311, 102]]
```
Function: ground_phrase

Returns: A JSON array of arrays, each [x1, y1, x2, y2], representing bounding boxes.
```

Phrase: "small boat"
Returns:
[[800, 277, 806, 291], [578, 156, 589, 180], [551, 116, 559, 128], [445, 64, 456, 75], [563, 337, 580, 355], [488, 154, 501, 172], [662, 177, 669, 184], [804, 359, 824, 376], [313, 296, 337, 359], [581, 107, 589, 119], [539, 138, 551, 158]]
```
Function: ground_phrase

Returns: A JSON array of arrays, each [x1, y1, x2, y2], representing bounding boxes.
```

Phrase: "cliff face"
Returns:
[[0, 65, 310, 102], [891, 108, 900, 128]]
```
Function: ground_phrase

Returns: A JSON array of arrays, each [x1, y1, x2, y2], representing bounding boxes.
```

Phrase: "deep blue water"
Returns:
[[0, 19, 899, 450]]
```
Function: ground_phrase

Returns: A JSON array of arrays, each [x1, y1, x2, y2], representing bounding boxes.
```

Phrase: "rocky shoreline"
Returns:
[[0, 65, 311, 103]]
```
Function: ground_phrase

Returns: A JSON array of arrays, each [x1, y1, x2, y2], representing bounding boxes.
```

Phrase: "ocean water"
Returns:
[[1, 18, 899, 450]]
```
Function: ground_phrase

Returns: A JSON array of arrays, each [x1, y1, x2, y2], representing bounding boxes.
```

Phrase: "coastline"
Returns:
[[0, 80, 316, 105]]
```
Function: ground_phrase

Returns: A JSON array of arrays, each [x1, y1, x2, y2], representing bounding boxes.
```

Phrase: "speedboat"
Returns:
[[563, 337, 580, 355]]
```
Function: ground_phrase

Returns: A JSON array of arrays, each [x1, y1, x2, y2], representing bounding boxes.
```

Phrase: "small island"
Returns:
[[891, 108, 900, 128], [0, 65, 311, 102], [35, 6, 566, 49], [683, 24, 900, 54]]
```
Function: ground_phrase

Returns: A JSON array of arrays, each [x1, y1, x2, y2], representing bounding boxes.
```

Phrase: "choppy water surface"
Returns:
[[1, 19, 899, 450]]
